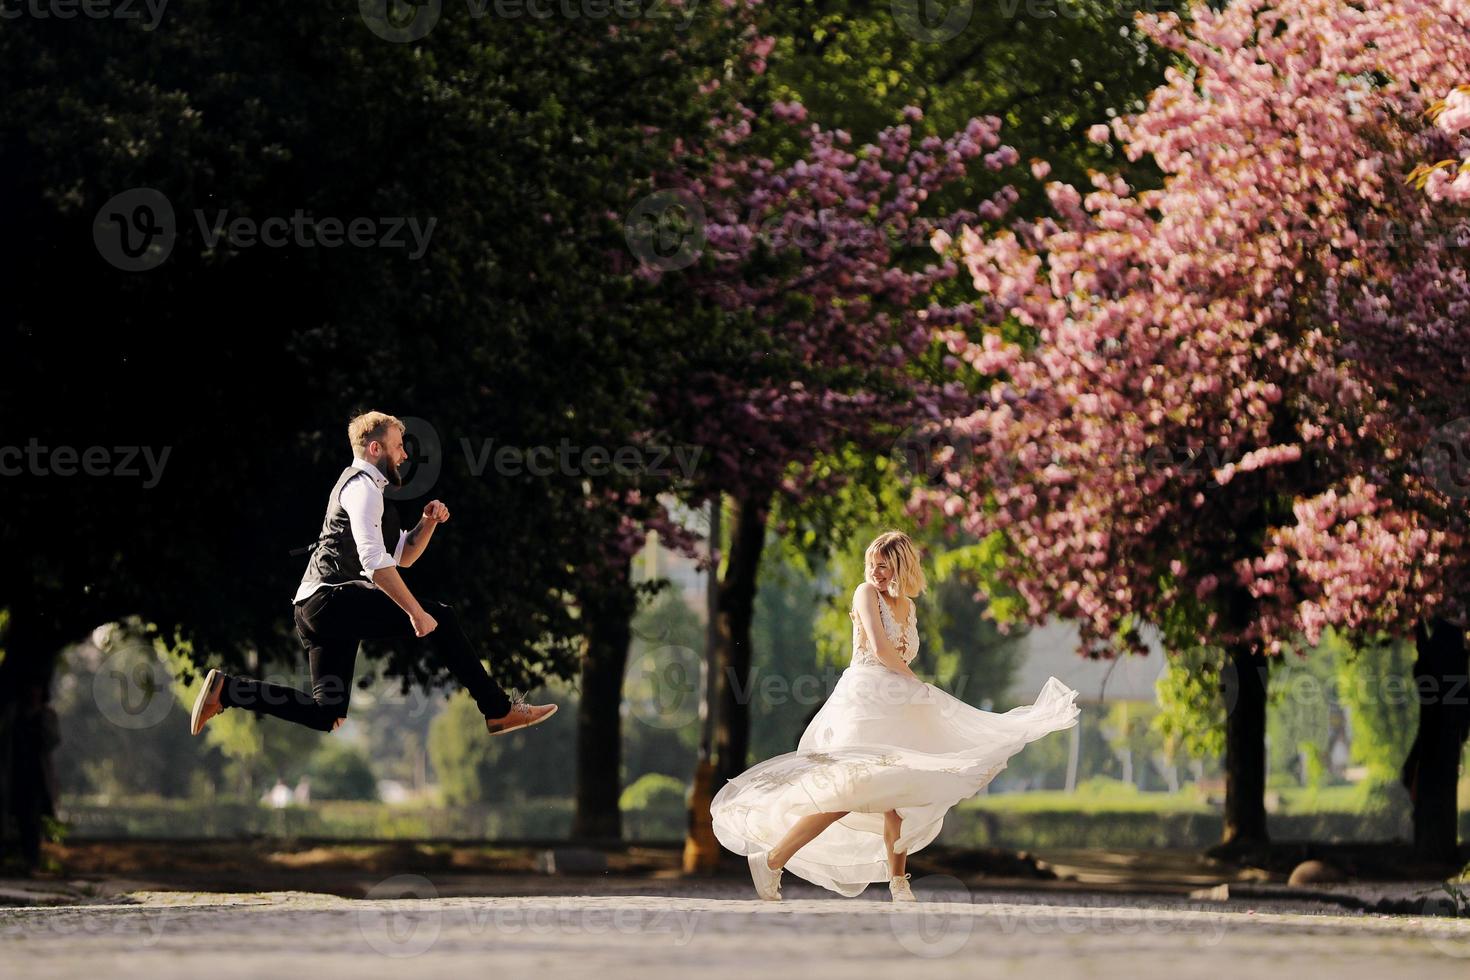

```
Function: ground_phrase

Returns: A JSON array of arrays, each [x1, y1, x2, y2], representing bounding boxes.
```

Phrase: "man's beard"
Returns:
[[376, 455, 402, 487]]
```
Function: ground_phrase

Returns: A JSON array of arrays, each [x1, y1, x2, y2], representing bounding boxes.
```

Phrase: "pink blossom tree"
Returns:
[[633, 102, 1018, 789], [913, 0, 1470, 855], [1410, 84, 1470, 202], [1257, 67, 1470, 863]]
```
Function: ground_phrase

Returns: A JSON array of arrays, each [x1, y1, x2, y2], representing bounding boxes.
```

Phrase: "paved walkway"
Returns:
[[3, 877, 1470, 978]]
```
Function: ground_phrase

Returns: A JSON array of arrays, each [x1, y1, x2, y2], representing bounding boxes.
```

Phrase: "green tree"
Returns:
[[619, 772, 687, 839], [1265, 649, 1336, 791], [763, 0, 1169, 207], [1332, 632, 1417, 797], [1100, 701, 1166, 789], [428, 688, 576, 805], [747, 540, 836, 759], [50, 631, 203, 801], [0, 0, 754, 863], [428, 692, 500, 807], [306, 741, 379, 802], [622, 584, 704, 786]]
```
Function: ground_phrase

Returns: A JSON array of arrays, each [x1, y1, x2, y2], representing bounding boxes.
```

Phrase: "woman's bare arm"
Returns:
[[854, 583, 920, 680]]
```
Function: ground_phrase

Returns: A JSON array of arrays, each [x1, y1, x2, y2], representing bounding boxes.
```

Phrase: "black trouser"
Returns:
[[218, 582, 513, 730]]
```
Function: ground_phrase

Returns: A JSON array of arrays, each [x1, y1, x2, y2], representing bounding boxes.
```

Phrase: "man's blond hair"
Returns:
[[347, 411, 405, 457]]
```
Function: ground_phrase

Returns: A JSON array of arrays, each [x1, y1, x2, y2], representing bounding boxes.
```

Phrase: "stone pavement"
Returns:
[[3, 876, 1470, 979]]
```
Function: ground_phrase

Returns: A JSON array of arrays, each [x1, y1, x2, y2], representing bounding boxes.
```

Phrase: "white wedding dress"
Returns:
[[710, 587, 1081, 897]]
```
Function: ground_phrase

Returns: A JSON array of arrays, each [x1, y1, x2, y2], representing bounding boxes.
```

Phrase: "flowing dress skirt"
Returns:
[[710, 667, 1080, 896]]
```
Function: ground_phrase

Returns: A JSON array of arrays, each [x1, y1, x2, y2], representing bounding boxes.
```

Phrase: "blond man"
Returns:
[[189, 411, 556, 737]]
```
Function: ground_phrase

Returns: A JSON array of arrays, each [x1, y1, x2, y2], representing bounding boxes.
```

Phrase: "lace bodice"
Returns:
[[849, 591, 919, 668]]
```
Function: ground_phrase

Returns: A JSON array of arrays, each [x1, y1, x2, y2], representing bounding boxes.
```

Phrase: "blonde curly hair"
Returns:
[[863, 530, 927, 599]]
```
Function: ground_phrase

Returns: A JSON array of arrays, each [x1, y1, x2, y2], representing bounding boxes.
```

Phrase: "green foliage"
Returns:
[[924, 572, 1026, 709], [928, 534, 1030, 629], [306, 741, 379, 802], [427, 688, 576, 805], [1100, 701, 1167, 781], [427, 691, 501, 807], [618, 771, 688, 840], [1265, 647, 1336, 790], [1300, 741, 1328, 790], [762, 0, 1172, 216], [184, 661, 321, 799], [941, 803, 1435, 850], [748, 541, 837, 758], [1, 0, 759, 719], [50, 628, 209, 800], [622, 586, 704, 784], [618, 772, 687, 811], [1152, 626, 1421, 804], [1332, 631, 1417, 790], [1153, 645, 1228, 761], [58, 796, 578, 840], [1074, 775, 1142, 800]]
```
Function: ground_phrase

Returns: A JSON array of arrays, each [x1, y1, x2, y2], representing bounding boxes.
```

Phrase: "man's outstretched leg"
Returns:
[[190, 584, 555, 737], [350, 589, 558, 736], [191, 588, 362, 734]]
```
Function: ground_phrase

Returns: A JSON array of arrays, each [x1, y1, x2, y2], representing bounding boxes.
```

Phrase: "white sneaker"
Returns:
[[748, 850, 783, 901], [889, 872, 916, 902]]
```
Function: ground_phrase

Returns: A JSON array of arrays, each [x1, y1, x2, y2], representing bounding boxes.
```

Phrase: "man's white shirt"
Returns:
[[293, 457, 409, 603]]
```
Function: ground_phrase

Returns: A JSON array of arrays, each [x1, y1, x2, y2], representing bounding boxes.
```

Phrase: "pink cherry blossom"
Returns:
[[909, 0, 1470, 662]]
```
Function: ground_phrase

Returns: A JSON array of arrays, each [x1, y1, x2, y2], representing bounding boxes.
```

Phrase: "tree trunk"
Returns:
[[1401, 617, 1469, 866], [1218, 643, 1270, 849], [0, 603, 64, 873], [571, 555, 638, 840], [712, 492, 769, 790]]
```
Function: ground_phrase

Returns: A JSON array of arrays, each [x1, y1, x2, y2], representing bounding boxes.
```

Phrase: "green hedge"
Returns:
[[58, 797, 576, 840], [618, 774, 687, 840], [57, 793, 1470, 847], [938, 804, 1470, 849]]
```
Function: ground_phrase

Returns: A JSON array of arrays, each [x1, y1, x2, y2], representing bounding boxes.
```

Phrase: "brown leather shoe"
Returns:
[[485, 692, 558, 736], [190, 668, 225, 736]]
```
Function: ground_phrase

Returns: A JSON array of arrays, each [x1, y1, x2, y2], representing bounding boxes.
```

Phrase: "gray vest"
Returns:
[[296, 464, 403, 598]]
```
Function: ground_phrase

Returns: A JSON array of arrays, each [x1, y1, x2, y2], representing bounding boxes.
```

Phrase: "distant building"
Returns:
[[635, 495, 715, 614], [377, 779, 413, 804], [1007, 619, 1168, 706], [263, 779, 293, 809], [637, 531, 707, 614], [1005, 619, 1172, 792]]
